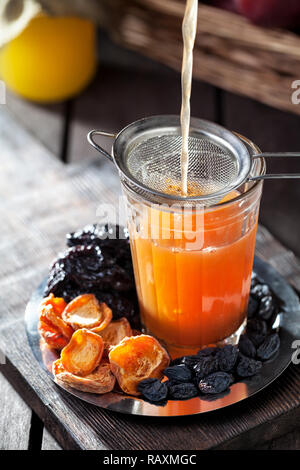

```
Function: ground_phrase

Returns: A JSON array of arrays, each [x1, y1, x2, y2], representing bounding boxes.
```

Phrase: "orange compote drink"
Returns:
[[126, 181, 263, 359]]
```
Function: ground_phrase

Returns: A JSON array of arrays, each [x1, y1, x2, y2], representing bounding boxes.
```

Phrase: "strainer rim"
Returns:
[[112, 114, 252, 203]]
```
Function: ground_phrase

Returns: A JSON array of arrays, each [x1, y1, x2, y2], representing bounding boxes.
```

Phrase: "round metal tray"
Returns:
[[25, 256, 300, 417]]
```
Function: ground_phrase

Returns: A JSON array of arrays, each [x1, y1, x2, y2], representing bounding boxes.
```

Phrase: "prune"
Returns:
[[164, 365, 192, 383], [198, 372, 233, 395], [170, 355, 201, 370], [236, 354, 262, 377], [44, 225, 140, 326], [197, 347, 219, 357], [257, 333, 280, 361], [246, 330, 266, 348], [66, 224, 132, 269], [251, 273, 258, 289], [168, 382, 198, 400], [239, 335, 256, 359], [247, 295, 259, 318], [137, 378, 168, 402], [217, 345, 238, 372], [193, 355, 219, 380], [251, 283, 271, 300], [257, 296, 274, 321], [48, 245, 133, 292], [247, 318, 268, 336]]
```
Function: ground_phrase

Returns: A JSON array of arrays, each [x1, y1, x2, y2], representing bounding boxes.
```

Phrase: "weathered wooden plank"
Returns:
[[5, 91, 65, 159], [254, 428, 300, 450], [0, 371, 31, 450], [68, 66, 217, 163], [42, 428, 62, 450]]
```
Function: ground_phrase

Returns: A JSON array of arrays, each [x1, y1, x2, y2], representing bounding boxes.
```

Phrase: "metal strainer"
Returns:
[[87, 115, 300, 205]]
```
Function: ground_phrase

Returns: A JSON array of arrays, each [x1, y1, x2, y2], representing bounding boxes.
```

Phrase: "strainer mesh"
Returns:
[[126, 135, 238, 196]]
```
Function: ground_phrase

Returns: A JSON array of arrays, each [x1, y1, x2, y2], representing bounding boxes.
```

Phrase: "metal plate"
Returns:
[[25, 256, 300, 417]]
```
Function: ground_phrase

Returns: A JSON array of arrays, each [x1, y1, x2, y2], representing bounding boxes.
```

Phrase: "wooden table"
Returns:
[[1, 38, 300, 450]]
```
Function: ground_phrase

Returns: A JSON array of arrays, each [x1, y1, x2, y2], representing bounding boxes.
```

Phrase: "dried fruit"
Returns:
[[168, 382, 198, 400], [97, 292, 138, 323], [109, 335, 170, 395], [170, 355, 200, 369], [164, 364, 192, 383], [137, 378, 168, 402], [236, 354, 262, 377], [247, 295, 259, 318], [197, 347, 219, 357], [198, 372, 233, 395], [60, 328, 104, 376], [45, 243, 133, 296], [38, 321, 70, 350], [257, 333, 280, 361], [247, 318, 268, 336], [95, 317, 132, 349], [246, 330, 266, 348], [239, 335, 256, 359], [40, 293, 67, 315], [217, 345, 238, 372], [251, 283, 271, 300], [193, 355, 219, 380], [44, 223, 139, 327], [62, 294, 112, 332], [53, 359, 115, 394], [38, 294, 73, 350], [257, 295, 274, 321]]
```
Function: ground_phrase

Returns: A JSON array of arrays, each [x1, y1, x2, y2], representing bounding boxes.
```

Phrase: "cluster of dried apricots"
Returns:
[[38, 293, 170, 396]]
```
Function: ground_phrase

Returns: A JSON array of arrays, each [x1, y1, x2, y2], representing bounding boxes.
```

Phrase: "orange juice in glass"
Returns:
[[123, 156, 263, 358]]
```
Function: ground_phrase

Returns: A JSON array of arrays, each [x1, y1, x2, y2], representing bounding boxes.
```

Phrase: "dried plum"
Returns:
[[164, 365, 192, 383], [197, 347, 219, 357], [257, 333, 280, 361], [69, 245, 132, 291], [247, 296, 259, 318], [137, 378, 168, 402], [66, 224, 132, 270], [168, 382, 198, 400], [217, 345, 238, 372], [251, 273, 258, 289], [236, 354, 262, 377], [198, 372, 233, 395], [239, 335, 256, 359], [170, 355, 201, 370], [247, 318, 268, 335], [257, 295, 275, 321], [193, 355, 219, 380], [44, 224, 140, 325], [251, 283, 271, 300], [246, 330, 266, 348]]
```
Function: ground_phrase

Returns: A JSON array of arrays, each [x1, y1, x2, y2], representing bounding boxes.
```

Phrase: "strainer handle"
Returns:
[[249, 153, 300, 181], [87, 130, 115, 162]]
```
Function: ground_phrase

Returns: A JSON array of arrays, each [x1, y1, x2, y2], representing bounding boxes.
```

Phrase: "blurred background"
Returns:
[[1, 0, 300, 256]]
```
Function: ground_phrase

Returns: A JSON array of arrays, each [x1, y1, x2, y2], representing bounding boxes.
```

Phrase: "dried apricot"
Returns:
[[109, 335, 170, 396], [53, 359, 115, 394], [62, 294, 112, 331], [41, 293, 67, 314], [38, 294, 73, 350], [95, 317, 132, 349], [60, 328, 104, 376], [38, 320, 69, 350]]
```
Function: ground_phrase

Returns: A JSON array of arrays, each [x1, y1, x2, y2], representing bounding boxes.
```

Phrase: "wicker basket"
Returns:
[[101, 0, 300, 115]]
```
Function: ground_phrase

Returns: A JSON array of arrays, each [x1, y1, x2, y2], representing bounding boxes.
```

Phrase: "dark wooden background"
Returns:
[[1, 30, 300, 450]]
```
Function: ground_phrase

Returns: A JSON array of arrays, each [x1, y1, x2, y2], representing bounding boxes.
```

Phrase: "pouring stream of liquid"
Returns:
[[180, 0, 198, 196]]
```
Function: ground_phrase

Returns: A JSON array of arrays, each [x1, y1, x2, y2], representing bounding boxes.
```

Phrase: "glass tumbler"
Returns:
[[122, 137, 264, 358]]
